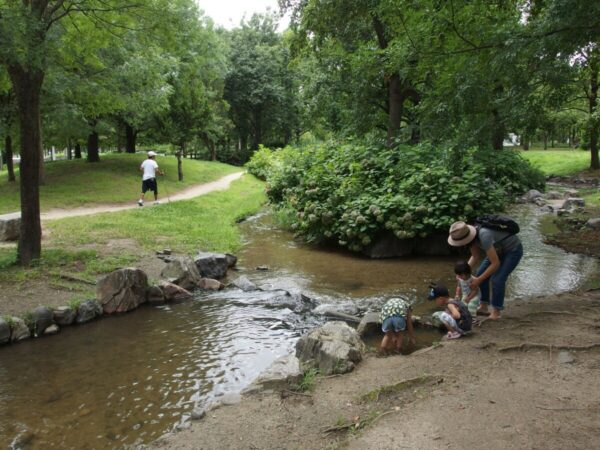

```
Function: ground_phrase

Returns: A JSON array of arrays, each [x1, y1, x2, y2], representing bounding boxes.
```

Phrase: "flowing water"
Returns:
[[0, 205, 597, 449]]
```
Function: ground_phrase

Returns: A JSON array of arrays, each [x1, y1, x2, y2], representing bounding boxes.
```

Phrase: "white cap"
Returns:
[[147, 151, 157, 157]]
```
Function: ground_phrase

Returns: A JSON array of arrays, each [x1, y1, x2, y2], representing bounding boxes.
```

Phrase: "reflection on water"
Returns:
[[0, 205, 597, 449]]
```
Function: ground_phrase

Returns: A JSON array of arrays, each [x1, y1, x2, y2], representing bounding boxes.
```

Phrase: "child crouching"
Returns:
[[380, 298, 415, 354], [429, 283, 472, 340]]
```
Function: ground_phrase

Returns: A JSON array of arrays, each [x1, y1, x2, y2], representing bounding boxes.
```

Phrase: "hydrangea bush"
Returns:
[[246, 140, 545, 253]]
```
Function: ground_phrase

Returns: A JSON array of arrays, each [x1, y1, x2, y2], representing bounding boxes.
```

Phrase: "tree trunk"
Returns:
[[387, 74, 402, 147], [5, 135, 16, 182], [543, 132, 548, 150], [491, 108, 505, 150], [74, 143, 82, 159], [589, 60, 599, 170], [125, 123, 137, 153], [67, 138, 72, 160], [87, 130, 100, 163], [8, 66, 44, 265], [177, 149, 183, 181], [522, 134, 530, 150], [201, 133, 217, 161]]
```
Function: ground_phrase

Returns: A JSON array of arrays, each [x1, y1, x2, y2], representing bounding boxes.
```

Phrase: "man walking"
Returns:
[[138, 151, 164, 206]]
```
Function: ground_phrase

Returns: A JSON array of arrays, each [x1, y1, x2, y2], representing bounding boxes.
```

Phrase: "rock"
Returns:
[[161, 257, 202, 290], [76, 299, 103, 324], [562, 197, 585, 210], [225, 253, 237, 268], [557, 209, 569, 217], [585, 218, 600, 230], [163, 248, 172, 255], [44, 324, 60, 335], [533, 197, 547, 207], [256, 265, 269, 271], [32, 306, 54, 335], [249, 355, 303, 391], [97, 268, 149, 314], [194, 252, 229, 279], [190, 408, 206, 421], [545, 191, 562, 200], [158, 281, 193, 301], [357, 312, 381, 337], [232, 275, 258, 292], [53, 306, 76, 326], [314, 308, 361, 323], [295, 321, 366, 375], [10, 317, 31, 342], [522, 189, 543, 203], [540, 205, 554, 213], [147, 285, 165, 304], [218, 393, 241, 406], [197, 278, 225, 291], [564, 189, 579, 198], [0, 318, 10, 344], [0, 213, 20, 241], [557, 351, 575, 364], [413, 232, 454, 256]]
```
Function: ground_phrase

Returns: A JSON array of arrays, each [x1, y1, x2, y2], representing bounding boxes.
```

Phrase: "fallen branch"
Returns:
[[499, 342, 600, 352], [410, 344, 441, 356], [322, 409, 396, 434], [536, 405, 600, 411], [57, 273, 96, 286]]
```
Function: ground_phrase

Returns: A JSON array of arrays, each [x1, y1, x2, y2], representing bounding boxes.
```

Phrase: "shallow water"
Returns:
[[0, 205, 597, 449]]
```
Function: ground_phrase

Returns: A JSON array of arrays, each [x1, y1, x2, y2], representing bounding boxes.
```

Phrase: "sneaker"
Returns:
[[444, 331, 462, 340], [137, 200, 144, 207]]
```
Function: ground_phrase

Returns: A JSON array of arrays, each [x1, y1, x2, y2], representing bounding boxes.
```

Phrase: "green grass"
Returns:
[[519, 149, 593, 176], [45, 174, 266, 254], [0, 153, 241, 214]]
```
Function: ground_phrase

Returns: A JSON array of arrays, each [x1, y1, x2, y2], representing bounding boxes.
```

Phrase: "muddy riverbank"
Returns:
[[152, 288, 600, 450]]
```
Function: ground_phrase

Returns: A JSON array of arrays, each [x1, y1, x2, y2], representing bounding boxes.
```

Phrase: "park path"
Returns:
[[0, 171, 245, 222]]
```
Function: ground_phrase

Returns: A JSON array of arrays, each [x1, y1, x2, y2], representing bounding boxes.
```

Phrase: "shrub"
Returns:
[[249, 139, 545, 253], [244, 145, 279, 181]]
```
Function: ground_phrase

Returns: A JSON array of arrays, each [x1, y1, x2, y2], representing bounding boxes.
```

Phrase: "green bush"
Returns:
[[244, 145, 280, 181], [251, 140, 545, 252]]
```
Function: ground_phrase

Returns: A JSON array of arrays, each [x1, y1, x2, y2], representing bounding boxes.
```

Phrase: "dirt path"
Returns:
[[0, 171, 245, 222], [152, 289, 600, 450]]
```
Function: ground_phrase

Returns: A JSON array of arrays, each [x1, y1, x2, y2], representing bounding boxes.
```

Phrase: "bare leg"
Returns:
[[394, 332, 404, 353]]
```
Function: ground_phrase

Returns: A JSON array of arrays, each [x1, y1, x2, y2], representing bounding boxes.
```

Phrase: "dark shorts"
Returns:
[[142, 178, 157, 194]]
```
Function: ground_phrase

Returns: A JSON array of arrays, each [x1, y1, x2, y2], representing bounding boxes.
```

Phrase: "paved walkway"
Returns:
[[0, 171, 245, 222]]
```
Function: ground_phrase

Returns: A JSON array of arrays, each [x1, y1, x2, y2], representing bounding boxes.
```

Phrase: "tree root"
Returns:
[[499, 342, 600, 352], [536, 405, 600, 411], [322, 410, 395, 434], [524, 310, 579, 317]]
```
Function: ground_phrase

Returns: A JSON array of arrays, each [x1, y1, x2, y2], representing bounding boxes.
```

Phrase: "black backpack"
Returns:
[[474, 214, 520, 235]]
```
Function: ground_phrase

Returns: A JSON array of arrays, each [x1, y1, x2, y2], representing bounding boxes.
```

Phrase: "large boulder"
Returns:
[[586, 218, 600, 230], [522, 189, 543, 203], [357, 312, 381, 337], [161, 257, 202, 290], [32, 306, 54, 336], [545, 191, 562, 200], [194, 252, 229, 279], [225, 253, 238, 268], [0, 318, 10, 344], [97, 268, 149, 314], [245, 355, 303, 392], [53, 306, 77, 326], [563, 197, 585, 210], [158, 281, 193, 301], [76, 299, 103, 324], [295, 321, 366, 375], [0, 213, 20, 241], [147, 285, 166, 304], [10, 317, 31, 342]]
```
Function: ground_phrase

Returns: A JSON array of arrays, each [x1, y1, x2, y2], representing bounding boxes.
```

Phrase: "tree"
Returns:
[[0, 68, 16, 181]]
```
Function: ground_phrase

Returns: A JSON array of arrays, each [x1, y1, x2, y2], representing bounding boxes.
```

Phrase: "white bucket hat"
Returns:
[[147, 151, 157, 157]]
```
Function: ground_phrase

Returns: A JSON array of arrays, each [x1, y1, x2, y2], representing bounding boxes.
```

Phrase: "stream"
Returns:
[[0, 205, 598, 449]]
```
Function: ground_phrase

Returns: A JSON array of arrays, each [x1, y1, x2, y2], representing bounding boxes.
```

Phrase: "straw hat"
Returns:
[[447, 221, 477, 247]]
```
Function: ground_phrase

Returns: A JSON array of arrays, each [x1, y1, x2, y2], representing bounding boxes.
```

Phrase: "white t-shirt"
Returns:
[[141, 159, 159, 180]]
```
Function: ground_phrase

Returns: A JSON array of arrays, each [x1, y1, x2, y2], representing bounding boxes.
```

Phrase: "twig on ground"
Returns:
[[410, 345, 441, 356], [320, 374, 342, 379], [499, 342, 600, 352]]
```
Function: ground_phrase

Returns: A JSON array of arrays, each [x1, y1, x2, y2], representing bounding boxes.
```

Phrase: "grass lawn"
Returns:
[[0, 153, 241, 214], [520, 149, 593, 176], [45, 174, 266, 255]]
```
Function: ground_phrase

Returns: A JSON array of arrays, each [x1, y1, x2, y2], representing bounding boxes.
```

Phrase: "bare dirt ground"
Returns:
[[152, 289, 600, 450]]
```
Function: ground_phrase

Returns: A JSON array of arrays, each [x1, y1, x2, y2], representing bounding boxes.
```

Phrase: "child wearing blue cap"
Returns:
[[429, 282, 472, 339]]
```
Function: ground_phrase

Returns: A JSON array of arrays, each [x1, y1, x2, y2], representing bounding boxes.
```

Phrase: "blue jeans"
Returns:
[[476, 243, 523, 310]]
